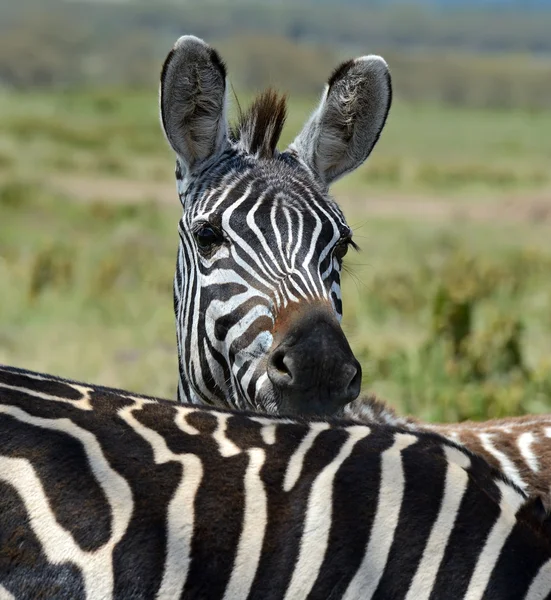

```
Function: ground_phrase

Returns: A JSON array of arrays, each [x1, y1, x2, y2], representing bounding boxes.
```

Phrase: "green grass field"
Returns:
[[1, 88, 550, 421]]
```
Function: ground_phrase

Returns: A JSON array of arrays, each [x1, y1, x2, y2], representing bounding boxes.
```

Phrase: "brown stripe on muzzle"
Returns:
[[267, 300, 361, 416]]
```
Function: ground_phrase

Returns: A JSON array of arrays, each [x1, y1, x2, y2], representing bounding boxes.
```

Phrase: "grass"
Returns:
[[1, 88, 550, 421], [1, 88, 551, 195]]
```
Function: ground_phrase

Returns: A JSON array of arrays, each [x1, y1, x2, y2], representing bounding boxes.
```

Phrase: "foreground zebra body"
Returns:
[[2, 366, 551, 600], [160, 36, 392, 414]]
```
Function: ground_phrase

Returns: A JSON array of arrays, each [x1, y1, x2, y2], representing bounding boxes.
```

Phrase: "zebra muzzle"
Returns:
[[267, 304, 361, 415]]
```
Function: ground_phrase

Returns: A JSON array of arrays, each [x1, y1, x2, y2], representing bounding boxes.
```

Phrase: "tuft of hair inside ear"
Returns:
[[231, 89, 287, 159]]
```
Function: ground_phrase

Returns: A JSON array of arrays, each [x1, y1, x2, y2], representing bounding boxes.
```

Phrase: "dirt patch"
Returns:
[[48, 174, 551, 226], [339, 191, 551, 225], [50, 175, 176, 205]]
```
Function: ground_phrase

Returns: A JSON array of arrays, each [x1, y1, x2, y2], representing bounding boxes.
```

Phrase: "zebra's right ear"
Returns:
[[160, 36, 229, 177]]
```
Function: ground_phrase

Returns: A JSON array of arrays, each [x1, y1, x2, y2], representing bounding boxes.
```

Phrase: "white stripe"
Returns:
[[0, 405, 133, 599], [518, 432, 540, 473], [343, 433, 418, 600], [285, 206, 317, 301], [0, 381, 92, 410], [223, 448, 267, 599], [247, 191, 286, 279], [315, 203, 340, 268], [174, 407, 201, 436], [260, 425, 277, 445], [272, 200, 307, 303], [307, 186, 343, 298], [301, 204, 325, 298], [254, 373, 269, 398], [179, 229, 211, 402], [274, 273, 300, 304], [283, 205, 294, 257], [238, 333, 274, 396], [464, 480, 526, 600], [405, 446, 471, 600], [222, 184, 276, 288], [330, 280, 342, 321], [203, 338, 233, 406], [249, 416, 284, 445], [119, 398, 187, 463], [226, 304, 274, 361], [479, 432, 526, 491], [330, 279, 341, 301], [0, 585, 15, 600], [284, 426, 370, 600], [200, 270, 270, 300], [212, 414, 241, 457], [202, 171, 244, 218], [177, 377, 185, 403], [289, 208, 314, 298], [157, 454, 203, 599], [173, 245, 183, 304], [283, 422, 330, 492], [524, 558, 551, 600], [271, 199, 288, 271]]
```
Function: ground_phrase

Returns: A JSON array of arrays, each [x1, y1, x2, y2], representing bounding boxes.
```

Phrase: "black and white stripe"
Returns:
[[160, 36, 391, 414], [173, 159, 349, 407], [2, 365, 551, 600]]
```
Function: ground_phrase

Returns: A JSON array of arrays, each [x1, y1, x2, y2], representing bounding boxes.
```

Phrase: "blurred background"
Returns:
[[1, 0, 551, 421]]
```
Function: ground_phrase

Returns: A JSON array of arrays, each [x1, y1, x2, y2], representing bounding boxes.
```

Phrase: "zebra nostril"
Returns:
[[274, 353, 290, 377], [268, 349, 293, 388], [346, 361, 362, 402]]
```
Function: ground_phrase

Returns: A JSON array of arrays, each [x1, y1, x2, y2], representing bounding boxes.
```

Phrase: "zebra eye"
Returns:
[[194, 224, 222, 251], [334, 242, 349, 261], [334, 237, 358, 262]]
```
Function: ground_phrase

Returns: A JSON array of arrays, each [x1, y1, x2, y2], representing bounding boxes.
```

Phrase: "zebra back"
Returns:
[[1, 365, 550, 600]]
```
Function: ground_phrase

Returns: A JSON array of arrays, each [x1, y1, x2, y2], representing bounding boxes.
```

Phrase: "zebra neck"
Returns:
[[177, 376, 202, 406], [343, 395, 419, 430]]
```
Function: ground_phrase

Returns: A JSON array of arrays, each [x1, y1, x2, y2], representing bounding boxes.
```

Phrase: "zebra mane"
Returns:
[[231, 89, 287, 159]]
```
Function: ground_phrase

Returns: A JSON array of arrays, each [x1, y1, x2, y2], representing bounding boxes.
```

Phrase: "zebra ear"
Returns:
[[160, 36, 229, 176], [289, 56, 392, 188]]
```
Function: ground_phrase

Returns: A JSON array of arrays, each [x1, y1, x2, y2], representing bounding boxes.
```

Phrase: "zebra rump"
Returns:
[[0, 365, 550, 600]]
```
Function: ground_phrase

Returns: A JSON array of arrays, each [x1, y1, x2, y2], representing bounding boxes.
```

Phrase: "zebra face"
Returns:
[[160, 36, 392, 415]]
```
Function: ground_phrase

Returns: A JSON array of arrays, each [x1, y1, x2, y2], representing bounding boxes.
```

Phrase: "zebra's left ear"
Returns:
[[159, 35, 229, 177], [289, 56, 392, 188]]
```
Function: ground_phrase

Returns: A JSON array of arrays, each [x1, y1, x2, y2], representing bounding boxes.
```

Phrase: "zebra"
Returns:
[[159, 35, 551, 508], [346, 396, 551, 507], [160, 35, 392, 415], [1, 364, 551, 600]]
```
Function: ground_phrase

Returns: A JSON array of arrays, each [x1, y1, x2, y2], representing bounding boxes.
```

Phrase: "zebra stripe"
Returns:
[[343, 433, 418, 599], [465, 480, 527, 599], [405, 446, 471, 600], [284, 426, 369, 599], [479, 432, 527, 491], [518, 431, 540, 473], [160, 36, 385, 414], [2, 366, 551, 600]]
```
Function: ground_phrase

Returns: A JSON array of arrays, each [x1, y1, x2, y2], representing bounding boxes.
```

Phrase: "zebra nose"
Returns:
[[267, 320, 362, 415]]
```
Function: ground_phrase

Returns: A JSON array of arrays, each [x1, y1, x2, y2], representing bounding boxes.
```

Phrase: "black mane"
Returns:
[[230, 89, 287, 158]]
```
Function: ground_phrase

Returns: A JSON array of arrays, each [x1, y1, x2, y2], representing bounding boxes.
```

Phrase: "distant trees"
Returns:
[[215, 35, 336, 95], [0, 5, 159, 89], [1, 0, 551, 110]]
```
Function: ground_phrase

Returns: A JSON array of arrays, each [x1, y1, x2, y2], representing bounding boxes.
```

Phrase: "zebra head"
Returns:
[[160, 35, 392, 416]]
